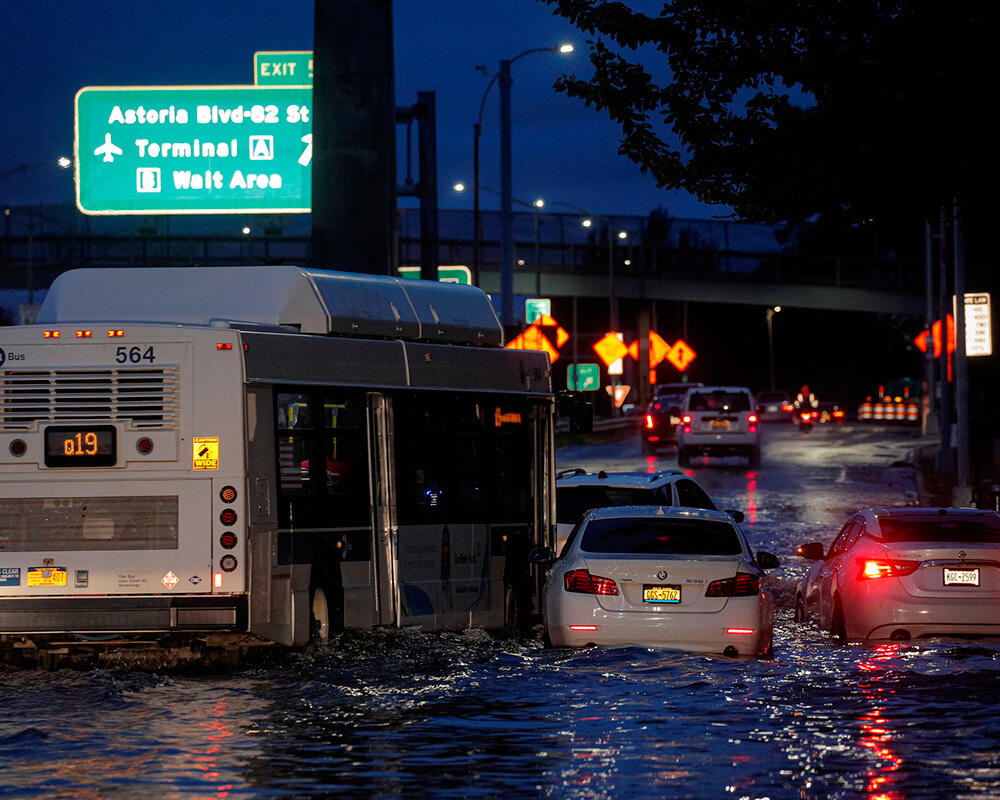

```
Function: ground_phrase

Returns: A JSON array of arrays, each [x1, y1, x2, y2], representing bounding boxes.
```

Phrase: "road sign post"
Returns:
[[75, 85, 313, 214]]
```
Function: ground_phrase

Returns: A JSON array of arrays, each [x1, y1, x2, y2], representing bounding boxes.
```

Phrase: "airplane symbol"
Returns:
[[298, 133, 312, 166], [94, 132, 123, 163]]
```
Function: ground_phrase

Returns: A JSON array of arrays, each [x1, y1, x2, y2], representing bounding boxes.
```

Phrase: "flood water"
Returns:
[[2, 425, 999, 799]]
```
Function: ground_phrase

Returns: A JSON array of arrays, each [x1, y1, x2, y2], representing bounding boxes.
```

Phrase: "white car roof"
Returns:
[[687, 385, 754, 394], [583, 505, 735, 524], [556, 470, 688, 489]]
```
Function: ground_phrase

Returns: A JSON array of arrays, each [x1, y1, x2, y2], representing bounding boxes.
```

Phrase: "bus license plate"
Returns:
[[27, 567, 68, 587], [944, 568, 979, 587], [643, 584, 681, 603]]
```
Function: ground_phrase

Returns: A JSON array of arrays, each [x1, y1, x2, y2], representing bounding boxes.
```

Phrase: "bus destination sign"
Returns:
[[75, 85, 312, 215]]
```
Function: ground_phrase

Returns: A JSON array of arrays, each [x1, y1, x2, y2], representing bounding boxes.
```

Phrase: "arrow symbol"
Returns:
[[298, 133, 312, 166]]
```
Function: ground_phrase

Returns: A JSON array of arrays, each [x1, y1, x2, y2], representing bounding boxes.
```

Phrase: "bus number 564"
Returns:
[[115, 346, 155, 364]]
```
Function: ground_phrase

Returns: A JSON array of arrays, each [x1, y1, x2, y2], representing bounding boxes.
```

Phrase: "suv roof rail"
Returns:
[[649, 470, 684, 481], [556, 468, 587, 480]]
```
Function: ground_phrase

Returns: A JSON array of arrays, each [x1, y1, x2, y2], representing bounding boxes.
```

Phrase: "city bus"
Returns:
[[0, 266, 555, 659]]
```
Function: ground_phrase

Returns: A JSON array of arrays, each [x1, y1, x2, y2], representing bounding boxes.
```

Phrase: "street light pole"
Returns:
[[499, 58, 514, 326], [533, 198, 544, 297], [766, 306, 781, 391]]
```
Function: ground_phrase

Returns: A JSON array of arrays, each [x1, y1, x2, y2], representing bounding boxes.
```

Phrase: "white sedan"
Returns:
[[795, 507, 1000, 641], [542, 506, 778, 656]]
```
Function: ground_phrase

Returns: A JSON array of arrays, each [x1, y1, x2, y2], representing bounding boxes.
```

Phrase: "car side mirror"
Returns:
[[528, 546, 556, 564], [757, 551, 780, 570], [725, 509, 745, 523], [796, 542, 825, 561]]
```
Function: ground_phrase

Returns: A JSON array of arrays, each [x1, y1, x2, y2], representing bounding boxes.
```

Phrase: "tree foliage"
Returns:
[[543, 1, 1000, 224]]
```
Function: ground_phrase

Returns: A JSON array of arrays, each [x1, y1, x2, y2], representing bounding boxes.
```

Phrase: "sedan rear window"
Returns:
[[878, 518, 1000, 543], [688, 391, 751, 412], [580, 517, 743, 555], [556, 486, 668, 525]]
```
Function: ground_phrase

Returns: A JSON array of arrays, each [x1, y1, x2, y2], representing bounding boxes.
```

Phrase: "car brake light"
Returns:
[[653, 403, 662, 410], [645, 414, 655, 429], [748, 414, 758, 424], [833, 409, 845, 418], [726, 627, 755, 635], [682, 414, 692, 424], [781, 403, 794, 412], [705, 573, 759, 597], [749, 425, 758, 433], [564, 569, 619, 595], [858, 558, 919, 579]]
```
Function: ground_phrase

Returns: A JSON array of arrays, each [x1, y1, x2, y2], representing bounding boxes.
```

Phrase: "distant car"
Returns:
[[542, 506, 778, 655], [755, 390, 794, 423], [816, 401, 848, 424], [641, 387, 693, 453], [794, 507, 1000, 641], [555, 469, 727, 556], [677, 386, 761, 468]]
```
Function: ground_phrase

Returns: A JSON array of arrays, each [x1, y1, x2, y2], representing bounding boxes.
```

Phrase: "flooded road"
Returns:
[[3, 424, 999, 799]]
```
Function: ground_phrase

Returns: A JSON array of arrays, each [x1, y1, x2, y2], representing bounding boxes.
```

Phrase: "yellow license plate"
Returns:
[[27, 567, 68, 587], [710, 419, 730, 430], [643, 584, 681, 603]]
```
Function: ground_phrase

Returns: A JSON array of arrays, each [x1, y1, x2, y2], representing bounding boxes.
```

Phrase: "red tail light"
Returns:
[[705, 573, 759, 597], [858, 558, 919, 580], [682, 414, 692, 424], [645, 414, 655, 429], [781, 403, 794, 412], [563, 569, 619, 595], [833, 410, 845, 418], [748, 414, 758, 424]]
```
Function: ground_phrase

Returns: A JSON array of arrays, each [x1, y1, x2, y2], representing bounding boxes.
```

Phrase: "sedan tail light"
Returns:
[[705, 573, 759, 597], [747, 414, 758, 424], [682, 414, 692, 424], [781, 403, 794, 412], [858, 558, 919, 580], [563, 569, 619, 595], [645, 414, 655, 429]]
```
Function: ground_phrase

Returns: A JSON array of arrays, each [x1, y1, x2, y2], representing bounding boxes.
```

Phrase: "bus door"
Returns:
[[366, 393, 399, 626]]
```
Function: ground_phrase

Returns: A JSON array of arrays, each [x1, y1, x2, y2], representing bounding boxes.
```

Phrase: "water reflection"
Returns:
[[856, 643, 904, 800]]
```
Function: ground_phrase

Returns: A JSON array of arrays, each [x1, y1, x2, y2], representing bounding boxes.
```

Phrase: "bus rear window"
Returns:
[[878, 518, 1000, 543]]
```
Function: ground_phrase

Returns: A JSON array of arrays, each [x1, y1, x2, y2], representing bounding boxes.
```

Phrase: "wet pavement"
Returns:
[[3, 423, 999, 799]]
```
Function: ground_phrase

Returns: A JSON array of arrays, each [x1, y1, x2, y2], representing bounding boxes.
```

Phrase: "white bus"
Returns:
[[0, 266, 555, 657]]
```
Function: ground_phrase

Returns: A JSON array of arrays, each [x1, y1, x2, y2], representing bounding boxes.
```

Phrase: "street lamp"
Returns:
[[766, 305, 782, 391], [582, 217, 628, 331], [533, 197, 545, 296], [472, 43, 572, 326]]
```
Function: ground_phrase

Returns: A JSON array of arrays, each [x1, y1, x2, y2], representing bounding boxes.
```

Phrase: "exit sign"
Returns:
[[74, 85, 312, 214], [397, 265, 472, 285], [254, 51, 314, 86]]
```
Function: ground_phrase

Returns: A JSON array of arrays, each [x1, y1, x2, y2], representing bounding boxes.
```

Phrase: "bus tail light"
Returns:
[[726, 627, 755, 635], [220, 554, 237, 572], [136, 437, 154, 455], [219, 531, 238, 550], [219, 508, 237, 526], [569, 625, 598, 631], [214, 573, 223, 589], [43, 330, 61, 338], [9, 439, 26, 457], [75, 330, 93, 338], [219, 485, 238, 503]]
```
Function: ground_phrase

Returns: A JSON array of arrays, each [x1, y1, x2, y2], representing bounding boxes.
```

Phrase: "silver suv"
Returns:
[[554, 469, 737, 555], [677, 385, 761, 468]]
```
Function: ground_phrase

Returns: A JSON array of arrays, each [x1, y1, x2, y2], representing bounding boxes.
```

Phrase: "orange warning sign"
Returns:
[[649, 331, 671, 368], [593, 332, 629, 366], [665, 339, 697, 372]]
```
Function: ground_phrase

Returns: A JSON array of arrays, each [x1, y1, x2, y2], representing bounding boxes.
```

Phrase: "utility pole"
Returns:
[[953, 200, 972, 506], [937, 207, 953, 476], [312, 0, 396, 274]]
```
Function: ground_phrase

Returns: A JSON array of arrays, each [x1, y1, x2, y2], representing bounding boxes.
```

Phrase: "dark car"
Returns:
[[641, 383, 700, 454]]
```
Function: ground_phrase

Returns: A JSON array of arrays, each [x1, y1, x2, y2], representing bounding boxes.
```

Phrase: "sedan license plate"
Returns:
[[710, 419, 730, 430], [643, 584, 681, 603], [943, 567, 979, 587]]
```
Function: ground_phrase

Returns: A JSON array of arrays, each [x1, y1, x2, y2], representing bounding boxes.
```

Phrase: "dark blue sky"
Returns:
[[1, 0, 724, 220]]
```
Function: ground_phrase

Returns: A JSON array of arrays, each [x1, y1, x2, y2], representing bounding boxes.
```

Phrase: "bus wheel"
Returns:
[[310, 585, 331, 644], [504, 585, 526, 638]]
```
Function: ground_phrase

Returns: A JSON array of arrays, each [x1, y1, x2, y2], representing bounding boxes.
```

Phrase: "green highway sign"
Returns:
[[398, 266, 472, 285], [75, 85, 313, 215], [567, 363, 601, 391], [254, 51, 314, 86], [525, 298, 551, 324]]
